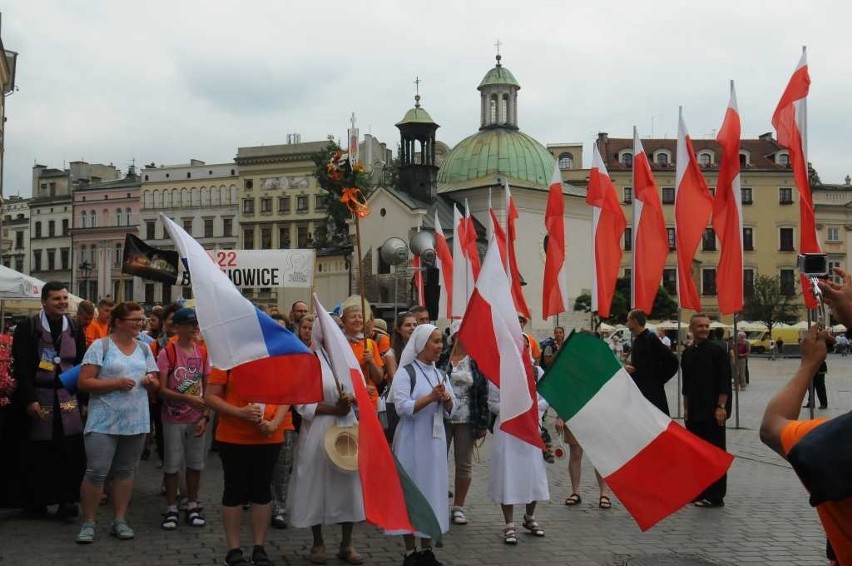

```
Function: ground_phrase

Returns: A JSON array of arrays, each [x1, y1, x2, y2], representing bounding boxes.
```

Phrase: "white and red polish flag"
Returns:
[[543, 163, 568, 319], [463, 199, 481, 279], [505, 184, 531, 320], [772, 48, 821, 309], [412, 255, 424, 307], [631, 127, 669, 314], [587, 143, 627, 318], [451, 204, 473, 318], [713, 82, 744, 315], [674, 108, 714, 312], [458, 237, 544, 449], [433, 211, 453, 319]]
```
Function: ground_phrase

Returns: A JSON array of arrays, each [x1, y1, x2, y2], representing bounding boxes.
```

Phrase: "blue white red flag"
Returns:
[[161, 214, 321, 404]]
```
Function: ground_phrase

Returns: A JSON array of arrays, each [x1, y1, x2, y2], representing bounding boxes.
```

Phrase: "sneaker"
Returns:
[[75, 521, 95, 544], [402, 551, 420, 566], [225, 548, 250, 566], [109, 519, 135, 540], [271, 513, 287, 529], [251, 545, 274, 566], [418, 549, 443, 566]]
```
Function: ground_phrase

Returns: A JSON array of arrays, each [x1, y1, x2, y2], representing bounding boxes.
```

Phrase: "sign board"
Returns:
[[179, 249, 315, 289]]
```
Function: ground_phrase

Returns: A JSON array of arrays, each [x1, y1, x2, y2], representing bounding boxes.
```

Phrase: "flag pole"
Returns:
[[310, 251, 319, 315], [675, 310, 682, 419], [354, 215, 369, 341], [733, 315, 741, 429]]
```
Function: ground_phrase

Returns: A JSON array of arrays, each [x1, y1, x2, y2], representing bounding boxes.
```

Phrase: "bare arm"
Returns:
[[759, 326, 827, 457]]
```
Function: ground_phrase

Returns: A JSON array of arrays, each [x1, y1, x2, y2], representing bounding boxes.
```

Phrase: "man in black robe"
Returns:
[[625, 310, 679, 415], [681, 313, 731, 508]]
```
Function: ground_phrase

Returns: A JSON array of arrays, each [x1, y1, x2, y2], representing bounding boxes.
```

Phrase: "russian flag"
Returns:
[[161, 214, 322, 404]]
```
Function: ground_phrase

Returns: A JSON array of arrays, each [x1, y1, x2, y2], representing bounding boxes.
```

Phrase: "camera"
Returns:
[[797, 253, 829, 278]]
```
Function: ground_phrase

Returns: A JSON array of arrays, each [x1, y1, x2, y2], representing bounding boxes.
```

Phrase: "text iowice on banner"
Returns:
[[177, 249, 316, 288]]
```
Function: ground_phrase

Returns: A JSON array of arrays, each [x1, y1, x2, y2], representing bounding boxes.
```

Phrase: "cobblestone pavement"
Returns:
[[2, 355, 849, 565]]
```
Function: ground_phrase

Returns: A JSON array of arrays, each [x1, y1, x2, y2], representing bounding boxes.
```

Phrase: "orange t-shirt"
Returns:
[[350, 337, 383, 408], [85, 319, 109, 348], [782, 419, 852, 565], [525, 333, 541, 360], [208, 368, 285, 445], [375, 333, 391, 357]]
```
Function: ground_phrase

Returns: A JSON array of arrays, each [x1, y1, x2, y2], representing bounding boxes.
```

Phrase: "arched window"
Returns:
[[777, 152, 790, 166], [91, 210, 98, 227], [115, 208, 123, 226], [191, 188, 199, 207], [655, 151, 669, 166], [501, 94, 509, 124], [80, 210, 88, 229], [739, 152, 749, 167], [558, 152, 574, 170], [489, 94, 497, 124], [181, 188, 189, 207], [699, 152, 713, 166], [621, 152, 633, 167], [201, 187, 209, 206], [229, 185, 237, 204], [125, 208, 131, 225]]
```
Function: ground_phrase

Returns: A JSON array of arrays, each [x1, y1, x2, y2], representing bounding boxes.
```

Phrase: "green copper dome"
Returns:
[[478, 56, 520, 89], [437, 128, 556, 192], [395, 105, 437, 126]]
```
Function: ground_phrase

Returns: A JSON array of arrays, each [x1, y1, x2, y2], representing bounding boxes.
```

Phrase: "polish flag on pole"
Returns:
[[631, 127, 669, 314], [458, 238, 543, 449], [433, 211, 453, 319], [674, 108, 714, 312], [587, 143, 627, 318], [772, 48, 820, 308], [489, 208, 509, 268], [412, 255, 424, 306], [451, 204, 472, 318], [505, 184, 531, 320], [543, 163, 568, 319], [463, 199, 481, 279], [713, 82, 744, 315]]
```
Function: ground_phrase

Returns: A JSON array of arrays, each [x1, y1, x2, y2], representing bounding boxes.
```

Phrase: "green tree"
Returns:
[[574, 278, 677, 324], [743, 274, 800, 334]]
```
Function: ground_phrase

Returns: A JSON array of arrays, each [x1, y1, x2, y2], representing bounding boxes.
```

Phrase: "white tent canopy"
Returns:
[[0, 264, 83, 309]]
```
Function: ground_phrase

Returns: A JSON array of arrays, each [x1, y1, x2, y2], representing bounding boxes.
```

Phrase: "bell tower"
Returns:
[[395, 78, 440, 203]]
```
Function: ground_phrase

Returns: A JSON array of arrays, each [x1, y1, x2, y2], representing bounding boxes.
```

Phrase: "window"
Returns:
[[661, 187, 675, 204], [245, 179, 253, 190], [699, 152, 712, 166], [61, 248, 69, 270], [15, 231, 23, 249], [223, 218, 233, 237], [145, 283, 155, 306], [33, 250, 41, 272], [558, 152, 574, 170], [48, 220, 55, 237], [655, 152, 669, 166], [489, 95, 497, 123], [829, 260, 843, 284], [780, 269, 796, 296], [778, 153, 790, 166], [146, 221, 156, 240], [500, 95, 508, 124], [663, 268, 677, 295], [827, 226, 840, 242], [91, 210, 97, 227], [47, 249, 56, 271], [377, 251, 391, 274], [183, 218, 193, 233], [739, 153, 748, 167], [125, 208, 131, 225], [259, 228, 273, 249], [115, 209, 122, 226], [779, 227, 795, 251], [315, 195, 327, 211], [15, 257, 22, 272], [260, 198, 272, 214], [162, 284, 172, 305], [779, 187, 793, 205], [279, 227, 291, 249], [667, 227, 676, 250], [624, 227, 632, 251], [743, 227, 754, 251], [741, 187, 753, 205], [702, 268, 717, 296], [62, 219, 69, 235], [702, 228, 716, 251], [114, 244, 123, 268], [278, 196, 291, 213], [296, 195, 309, 213], [80, 211, 88, 229], [34, 221, 42, 238], [243, 199, 255, 214], [204, 218, 214, 238], [297, 226, 310, 248], [623, 187, 633, 204], [743, 269, 755, 295], [621, 152, 633, 167], [243, 228, 254, 249]]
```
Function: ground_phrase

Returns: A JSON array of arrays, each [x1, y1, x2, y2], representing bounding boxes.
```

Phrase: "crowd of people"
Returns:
[[1, 280, 849, 565]]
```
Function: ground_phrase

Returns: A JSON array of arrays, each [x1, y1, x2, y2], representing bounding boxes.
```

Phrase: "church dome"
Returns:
[[437, 127, 555, 192]]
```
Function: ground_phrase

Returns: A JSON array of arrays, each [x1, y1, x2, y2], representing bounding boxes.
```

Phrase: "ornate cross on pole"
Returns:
[[494, 39, 502, 56]]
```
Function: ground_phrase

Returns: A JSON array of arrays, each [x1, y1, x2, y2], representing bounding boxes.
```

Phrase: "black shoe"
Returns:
[[251, 545, 274, 566], [418, 549, 442, 566], [224, 548, 249, 566], [402, 551, 420, 566], [56, 502, 79, 519], [819, 405, 828, 410]]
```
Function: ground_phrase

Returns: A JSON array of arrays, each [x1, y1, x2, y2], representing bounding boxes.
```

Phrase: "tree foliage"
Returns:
[[311, 142, 374, 248], [574, 278, 677, 323], [743, 274, 800, 333]]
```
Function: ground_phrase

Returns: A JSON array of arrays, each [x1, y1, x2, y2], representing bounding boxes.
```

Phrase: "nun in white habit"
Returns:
[[388, 324, 456, 566], [487, 342, 550, 545], [287, 348, 365, 565]]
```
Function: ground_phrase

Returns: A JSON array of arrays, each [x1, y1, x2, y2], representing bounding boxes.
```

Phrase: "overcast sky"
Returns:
[[3, 0, 851, 198]]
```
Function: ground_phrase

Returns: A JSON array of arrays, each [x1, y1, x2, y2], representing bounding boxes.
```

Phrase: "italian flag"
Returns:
[[538, 332, 733, 530], [312, 296, 442, 541]]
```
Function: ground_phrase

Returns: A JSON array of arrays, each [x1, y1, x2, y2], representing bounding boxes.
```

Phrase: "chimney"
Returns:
[[758, 132, 774, 142]]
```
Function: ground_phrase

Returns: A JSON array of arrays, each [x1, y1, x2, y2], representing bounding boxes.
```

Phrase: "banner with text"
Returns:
[[179, 249, 315, 289]]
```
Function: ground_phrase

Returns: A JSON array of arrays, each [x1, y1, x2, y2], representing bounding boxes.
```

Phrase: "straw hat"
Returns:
[[373, 318, 388, 335], [324, 424, 359, 472]]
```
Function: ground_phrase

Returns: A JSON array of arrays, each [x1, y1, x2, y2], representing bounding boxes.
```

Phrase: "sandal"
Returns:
[[309, 545, 327, 564], [161, 510, 179, 530], [522, 514, 545, 537], [450, 506, 468, 525], [225, 548, 250, 566], [336, 547, 364, 565], [503, 524, 518, 545], [75, 521, 96, 544], [564, 493, 581, 506], [109, 519, 135, 540], [599, 495, 612, 509], [186, 508, 206, 527]]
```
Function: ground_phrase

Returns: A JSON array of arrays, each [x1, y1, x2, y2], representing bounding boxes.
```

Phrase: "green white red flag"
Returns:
[[537, 332, 733, 531]]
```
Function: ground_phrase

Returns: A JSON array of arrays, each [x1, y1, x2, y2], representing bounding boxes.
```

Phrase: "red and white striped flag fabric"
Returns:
[[451, 204, 473, 318], [463, 200, 481, 279], [543, 163, 568, 319], [631, 127, 669, 314], [587, 144, 627, 318], [458, 237, 543, 449], [772, 49, 821, 308], [713, 82, 744, 315], [505, 185, 531, 320], [412, 255, 424, 307], [433, 211, 453, 319], [675, 108, 714, 312], [489, 208, 509, 268]]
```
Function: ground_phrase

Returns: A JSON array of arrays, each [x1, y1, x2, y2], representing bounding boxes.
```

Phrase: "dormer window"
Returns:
[[739, 151, 750, 167], [698, 151, 713, 166], [777, 152, 790, 166], [654, 151, 671, 166], [558, 152, 574, 170], [620, 151, 633, 167]]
